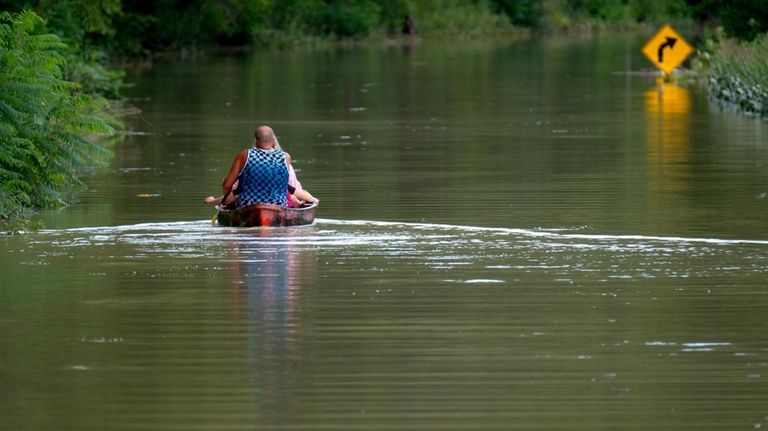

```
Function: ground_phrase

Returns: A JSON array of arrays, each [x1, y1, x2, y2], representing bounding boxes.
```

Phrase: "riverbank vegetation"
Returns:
[[0, 10, 120, 232], [1, 1, 767, 231], [698, 31, 768, 118], [685, 0, 768, 117], [0, 0, 703, 56]]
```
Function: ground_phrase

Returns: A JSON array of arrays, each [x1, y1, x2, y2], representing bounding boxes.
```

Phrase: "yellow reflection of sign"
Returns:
[[644, 79, 691, 115], [641, 24, 694, 75], [645, 78, 691, 198]]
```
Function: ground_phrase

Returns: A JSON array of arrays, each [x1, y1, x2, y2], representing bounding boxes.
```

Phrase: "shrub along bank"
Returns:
[[699, 31, 768, 117], [0, 11, 120, 232]]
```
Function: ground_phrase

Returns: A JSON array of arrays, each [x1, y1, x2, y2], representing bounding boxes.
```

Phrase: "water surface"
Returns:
[[2, 34, 767, 430]]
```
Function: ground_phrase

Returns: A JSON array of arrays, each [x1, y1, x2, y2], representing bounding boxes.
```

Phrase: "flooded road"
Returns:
[[2, 34, 767, 429]]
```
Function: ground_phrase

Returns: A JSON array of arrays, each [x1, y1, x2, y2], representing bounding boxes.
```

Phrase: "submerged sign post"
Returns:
[[641, 24, 694, 75]]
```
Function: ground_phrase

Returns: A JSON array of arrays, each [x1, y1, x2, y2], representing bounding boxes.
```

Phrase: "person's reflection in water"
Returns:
[[225, 228, 315, 426]]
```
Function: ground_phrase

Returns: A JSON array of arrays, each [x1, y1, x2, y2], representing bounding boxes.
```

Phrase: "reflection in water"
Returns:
[[645, 78, 691, 200], [224, 229, 314, 424]]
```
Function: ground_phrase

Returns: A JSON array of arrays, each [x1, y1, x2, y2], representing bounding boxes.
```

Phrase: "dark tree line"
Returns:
[[1, 0, 766, 58]]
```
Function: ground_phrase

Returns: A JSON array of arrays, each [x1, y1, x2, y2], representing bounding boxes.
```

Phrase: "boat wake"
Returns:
[[23, 217, 768, 283], [41, 217, 768, 246], [316, 219, 768, 246]]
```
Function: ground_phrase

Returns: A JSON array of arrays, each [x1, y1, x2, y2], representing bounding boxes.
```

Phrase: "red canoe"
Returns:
[[216, 202, 317, 227]]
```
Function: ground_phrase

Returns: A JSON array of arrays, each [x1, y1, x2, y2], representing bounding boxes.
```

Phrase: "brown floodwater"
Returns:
[[1, 34, 767, 430]]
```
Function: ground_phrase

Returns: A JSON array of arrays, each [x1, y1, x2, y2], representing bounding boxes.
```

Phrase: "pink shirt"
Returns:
[[286, 165, 302, 207], [288, 165, 302, 192]]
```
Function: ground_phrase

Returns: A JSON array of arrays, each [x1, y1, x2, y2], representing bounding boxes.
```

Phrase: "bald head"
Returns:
[[254, 126, 276, 148]]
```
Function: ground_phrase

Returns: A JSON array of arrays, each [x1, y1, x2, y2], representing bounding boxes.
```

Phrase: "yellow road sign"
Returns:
[[641, 24, 694, 75]]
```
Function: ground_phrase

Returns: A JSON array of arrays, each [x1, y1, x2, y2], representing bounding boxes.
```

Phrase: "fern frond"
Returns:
[[1, 10, 124, 224]]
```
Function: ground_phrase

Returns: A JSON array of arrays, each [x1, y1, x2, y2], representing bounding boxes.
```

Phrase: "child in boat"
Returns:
[[284, 164, 318, 208], [270, 139, 318, 207]]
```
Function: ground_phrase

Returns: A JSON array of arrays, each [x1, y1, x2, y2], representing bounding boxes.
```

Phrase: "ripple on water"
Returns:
[[4, 216, 767, 431], [33, 218, 768, 282]]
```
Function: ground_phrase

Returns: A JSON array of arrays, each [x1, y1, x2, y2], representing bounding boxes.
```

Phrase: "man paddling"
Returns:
[[218, 125, 291, 208], [204, 127, 319, 208]]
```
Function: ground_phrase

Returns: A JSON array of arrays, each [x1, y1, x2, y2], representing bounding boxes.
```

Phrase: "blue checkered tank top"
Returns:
[[236, 148, 288, 207]]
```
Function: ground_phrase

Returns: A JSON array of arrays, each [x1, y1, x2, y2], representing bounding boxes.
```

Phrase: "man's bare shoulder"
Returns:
[[235, 148, 249, 161]]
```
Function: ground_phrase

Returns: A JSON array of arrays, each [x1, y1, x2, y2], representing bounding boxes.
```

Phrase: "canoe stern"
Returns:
[[216, 202, 317, 227]]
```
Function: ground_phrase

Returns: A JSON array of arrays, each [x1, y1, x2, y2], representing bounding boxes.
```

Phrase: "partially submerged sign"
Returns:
[[641, 24, 694, 75]]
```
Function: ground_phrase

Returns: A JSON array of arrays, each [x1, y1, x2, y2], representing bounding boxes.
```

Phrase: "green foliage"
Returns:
[[0, 0, 126, 97], [325, 0, 382, 37], [544, 0, 691, 27], [109, 10, 157, 56], [0, 10, 118, 227], [408, 0, 515, 36], [36, 0, 122, 45], [61, 49, 125, 100], [630, 0, 690, 23], [113, 0, 277, 50], [15, 0, 758, 54], [4, 0, 768, 54], [704, 31, 768, 117], [372, 0, 411, 33], [564, 0, 631, 22], [490, 0, 544, 28], [687, 0, 768, 41]]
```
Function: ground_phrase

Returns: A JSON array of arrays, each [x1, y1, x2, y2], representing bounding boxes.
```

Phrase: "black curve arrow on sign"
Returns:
[[657, 36, 677, 63]]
